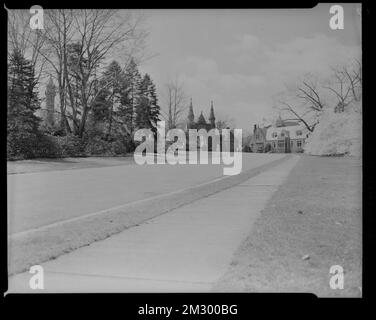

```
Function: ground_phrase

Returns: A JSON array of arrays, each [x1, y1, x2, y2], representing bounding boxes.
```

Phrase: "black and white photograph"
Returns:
[[5, 4, 363, 300]]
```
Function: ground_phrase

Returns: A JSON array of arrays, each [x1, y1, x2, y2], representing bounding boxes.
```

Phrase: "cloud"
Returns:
[[163, 56, 268, 126], [174, 56, 266, 96], [226, 33, 360, 90], [267, 34, 360, 82], [145, 32, 361, 129]]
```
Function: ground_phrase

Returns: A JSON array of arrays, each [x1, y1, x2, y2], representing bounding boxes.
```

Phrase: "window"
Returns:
[[297, 140, 302, 148], [272, 132, 277, 138], [296, 130, 302, 136], [256, 134, 260, 140]]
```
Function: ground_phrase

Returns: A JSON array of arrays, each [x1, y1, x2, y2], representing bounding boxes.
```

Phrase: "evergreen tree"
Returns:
[[135, 73, 160, 130], [7, 49, 41, 158], [119, 58, 142, 135], [91, 89, 111, 124], [102, 60, 125, 139], [144, 74, 160, 129]]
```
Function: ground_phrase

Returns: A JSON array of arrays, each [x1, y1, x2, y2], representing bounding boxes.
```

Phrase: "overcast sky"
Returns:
[[137, 4, 361, 129]]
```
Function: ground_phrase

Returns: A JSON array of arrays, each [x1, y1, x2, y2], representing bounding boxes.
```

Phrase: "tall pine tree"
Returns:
[[102, 60, 125, 139], [135, 73, 160, 131], [7, 49, 41, 158], [119, 58, 142, 136]]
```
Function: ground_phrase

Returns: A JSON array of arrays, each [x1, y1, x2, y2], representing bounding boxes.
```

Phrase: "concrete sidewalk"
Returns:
[[8, 156, 301, 293]]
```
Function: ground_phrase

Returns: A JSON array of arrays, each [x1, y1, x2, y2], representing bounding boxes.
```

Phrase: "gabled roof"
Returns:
[[250, 126, 267, 144], [197, 112, 207, 125], [283, 120, 300, 127], [266, 123, 307, 141]]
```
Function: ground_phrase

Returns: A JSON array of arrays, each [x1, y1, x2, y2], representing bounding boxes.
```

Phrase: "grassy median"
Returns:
[[213, 155, 362, 297]]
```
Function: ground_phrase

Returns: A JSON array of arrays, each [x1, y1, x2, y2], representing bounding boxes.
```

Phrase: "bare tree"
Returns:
[[15, 9, 147, 136], [38, 9, 77, 133], [67, 10, 147, 137], [324, 60, 362, 110], [296, 79, 326, 112], [215, 113, 236, 129], [276, 75, 325, 132], [161, 77, 188, 129], [7, 9, 46, 81], [277, 101, 318, 132], [276, 59, 362, 132]]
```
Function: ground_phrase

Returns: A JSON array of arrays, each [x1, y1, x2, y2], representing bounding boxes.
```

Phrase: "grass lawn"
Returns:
[[7, 156, 134, 175], [213, 155, 362, 297]]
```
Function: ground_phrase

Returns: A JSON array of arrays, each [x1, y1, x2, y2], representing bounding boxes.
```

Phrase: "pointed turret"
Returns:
[[187, 98, 195, 127], [209, 100, 215, 128]]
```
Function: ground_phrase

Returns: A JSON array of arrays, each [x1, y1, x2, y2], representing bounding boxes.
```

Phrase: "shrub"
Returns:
[[112, 139, 129, 155], [7, 131, 61, 160], [85, 136, 112, 155], [33, 134, 63, 158], [7, 130, 38, 160], [55, 135, 88, 157], [7, 128, 133, 160]]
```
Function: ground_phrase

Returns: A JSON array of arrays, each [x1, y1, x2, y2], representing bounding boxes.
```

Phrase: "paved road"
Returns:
[[8, 155, 300, 293], [8, 153, 285, 234]]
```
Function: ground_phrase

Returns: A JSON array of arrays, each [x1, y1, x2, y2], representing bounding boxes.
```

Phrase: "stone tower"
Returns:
[[45, 76, 56, 126], [209, 100, 215, 128]]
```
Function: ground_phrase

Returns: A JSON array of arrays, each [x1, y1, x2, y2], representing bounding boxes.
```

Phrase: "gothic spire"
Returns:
[[209, 100, 215, 127], [188, 98, 194, 124]]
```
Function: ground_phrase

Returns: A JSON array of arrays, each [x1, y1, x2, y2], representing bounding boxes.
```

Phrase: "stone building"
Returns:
[[186, 99, 216, 131], [44, 76, 57, 127], [184, 99, 235, 152]]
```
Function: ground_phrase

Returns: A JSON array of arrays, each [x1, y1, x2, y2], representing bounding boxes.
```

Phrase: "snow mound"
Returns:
[[304, 104, 362, 157]]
